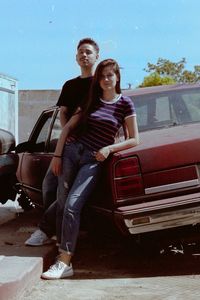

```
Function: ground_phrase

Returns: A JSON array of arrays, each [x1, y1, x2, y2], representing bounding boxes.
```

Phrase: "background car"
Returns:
[[15, 83, 200, 237], [0, 128, 18, 204]]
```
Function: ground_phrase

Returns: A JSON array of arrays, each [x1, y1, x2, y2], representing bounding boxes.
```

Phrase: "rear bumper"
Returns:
[[115, 192, 200, 234]]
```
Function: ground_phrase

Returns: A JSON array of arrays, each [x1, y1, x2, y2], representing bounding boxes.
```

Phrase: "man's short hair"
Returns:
[[77, 38, 99, 54]]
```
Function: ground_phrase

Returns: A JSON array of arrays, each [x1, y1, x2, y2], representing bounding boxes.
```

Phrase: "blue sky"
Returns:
[[1, 0, 200, 90]]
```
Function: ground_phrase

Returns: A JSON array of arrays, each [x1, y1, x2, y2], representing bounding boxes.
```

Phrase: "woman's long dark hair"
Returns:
[[76, 59, 122, 135], [84, 58, 121, 116]]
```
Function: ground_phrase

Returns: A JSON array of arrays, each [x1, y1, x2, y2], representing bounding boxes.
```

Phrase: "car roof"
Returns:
[[42, 83, 200, 113], [123, 83, 200, 97]]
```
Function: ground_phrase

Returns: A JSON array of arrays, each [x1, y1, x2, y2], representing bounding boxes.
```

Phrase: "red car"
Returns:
[[15, 83, 200, 237]]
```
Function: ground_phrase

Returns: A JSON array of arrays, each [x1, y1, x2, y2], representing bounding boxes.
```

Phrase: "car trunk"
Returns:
[[108, 122, 200, 208], [135, 123, 200, 171], [137, 123, 200, 194], [110, 122, 200, 235]]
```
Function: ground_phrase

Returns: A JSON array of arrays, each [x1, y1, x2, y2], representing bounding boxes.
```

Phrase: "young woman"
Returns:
[[41, 58, 139, 279]]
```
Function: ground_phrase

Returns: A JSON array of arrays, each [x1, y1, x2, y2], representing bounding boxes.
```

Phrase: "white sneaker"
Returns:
[[51, 235, 57, 241], [41, 260, 74, 279], [25, 229, 53, 246]]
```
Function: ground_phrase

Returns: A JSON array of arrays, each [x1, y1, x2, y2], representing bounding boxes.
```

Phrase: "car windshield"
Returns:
[[131, 88, 200, 132]]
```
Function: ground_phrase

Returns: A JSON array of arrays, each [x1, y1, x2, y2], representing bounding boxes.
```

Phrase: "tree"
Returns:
[[139, 57, 200, 87], [139, 72, 176, 87]]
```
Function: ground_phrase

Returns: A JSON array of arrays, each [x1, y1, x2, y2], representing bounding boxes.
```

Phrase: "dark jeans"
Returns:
[[42, 165, 58, 210]]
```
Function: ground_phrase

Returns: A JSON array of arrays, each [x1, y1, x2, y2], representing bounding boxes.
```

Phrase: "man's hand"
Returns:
[[65, 136, 76, 143], [51, 157, 62, 176]]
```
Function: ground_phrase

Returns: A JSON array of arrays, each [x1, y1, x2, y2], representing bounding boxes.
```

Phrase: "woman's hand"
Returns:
[[95, 147, 110, 162], [51, 157, 62, 176]]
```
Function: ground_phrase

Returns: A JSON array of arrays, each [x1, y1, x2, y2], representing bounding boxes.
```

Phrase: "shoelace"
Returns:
[[49, 261, 64, 271], [32, 230, 41, 237], [32, 230, 45, 239]]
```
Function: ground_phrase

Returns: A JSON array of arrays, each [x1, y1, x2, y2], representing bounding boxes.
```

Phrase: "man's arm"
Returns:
[[59, 106, 69, 128], [51, 107, 82, 175]]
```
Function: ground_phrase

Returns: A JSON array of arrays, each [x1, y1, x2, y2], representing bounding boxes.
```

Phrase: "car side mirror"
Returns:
[[15, 141, 45, 153], [0, 129, 16, 154], [15, 141, 33, 153]]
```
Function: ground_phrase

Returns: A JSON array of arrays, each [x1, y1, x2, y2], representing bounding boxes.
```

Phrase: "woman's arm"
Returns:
[[51, 107, 82, 175], [95, 115, 139, 162]]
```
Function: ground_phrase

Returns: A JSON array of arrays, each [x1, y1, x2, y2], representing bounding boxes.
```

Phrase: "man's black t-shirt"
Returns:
[[56, 76, 93, 117]]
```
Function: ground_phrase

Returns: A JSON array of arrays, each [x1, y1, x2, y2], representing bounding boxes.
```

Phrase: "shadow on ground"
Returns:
[[72, 224, 200, 279], [1, 207, 200, 279]]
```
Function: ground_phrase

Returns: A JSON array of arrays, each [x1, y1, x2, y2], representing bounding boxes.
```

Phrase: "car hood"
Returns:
[[116, 122, 200, 173]]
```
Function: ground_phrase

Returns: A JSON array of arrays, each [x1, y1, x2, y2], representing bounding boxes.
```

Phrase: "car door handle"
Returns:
[[33, 158, 41, 162]]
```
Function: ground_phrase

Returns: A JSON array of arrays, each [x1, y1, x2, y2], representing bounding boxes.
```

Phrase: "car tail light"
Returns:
[[113, 157, 144, 200], [115, 158, 140, 177]]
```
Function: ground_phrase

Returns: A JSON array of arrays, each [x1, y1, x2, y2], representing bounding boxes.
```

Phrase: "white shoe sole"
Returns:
[[41, 270, 74, 279], [25, 239, 53, 246]]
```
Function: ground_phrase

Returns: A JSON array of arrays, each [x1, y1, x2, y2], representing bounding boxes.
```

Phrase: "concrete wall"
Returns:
[[18, 90, 60, 142]]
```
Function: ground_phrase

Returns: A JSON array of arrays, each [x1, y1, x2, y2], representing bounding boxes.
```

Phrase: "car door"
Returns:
[[16, 107, 62, 206]]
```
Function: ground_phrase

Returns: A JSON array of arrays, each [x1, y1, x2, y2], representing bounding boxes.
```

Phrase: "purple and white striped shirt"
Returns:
[[78, 94, 136, 152]]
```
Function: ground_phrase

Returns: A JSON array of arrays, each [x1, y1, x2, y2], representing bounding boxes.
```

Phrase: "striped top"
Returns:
[[78, 94, 136, 152]]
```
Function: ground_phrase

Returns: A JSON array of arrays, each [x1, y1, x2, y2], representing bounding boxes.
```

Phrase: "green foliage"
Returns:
[[139, 72, 176, 87], [139, 57, 200, 87]]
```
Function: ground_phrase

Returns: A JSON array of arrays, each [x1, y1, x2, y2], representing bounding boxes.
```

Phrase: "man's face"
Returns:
[[76, 43, 98, 69]]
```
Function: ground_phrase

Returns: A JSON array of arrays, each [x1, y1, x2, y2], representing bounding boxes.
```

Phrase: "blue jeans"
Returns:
[[41, 142, 102, 254]]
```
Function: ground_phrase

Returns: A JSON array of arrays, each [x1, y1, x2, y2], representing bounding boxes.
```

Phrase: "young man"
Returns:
[[25, 38, 99, 246], [42, 37, 99, 210]]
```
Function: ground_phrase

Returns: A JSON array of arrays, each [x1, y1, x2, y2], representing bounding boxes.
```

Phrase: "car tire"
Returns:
[[17, 193, 34, 211]]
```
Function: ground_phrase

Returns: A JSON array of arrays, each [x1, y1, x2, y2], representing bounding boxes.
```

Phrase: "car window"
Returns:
[[155, 96, 170, 121], [133, 95, 174, 131], [181, 91, 200, 122], [48, 111, 62, 152], [36, 117, 52, 145], [29, 109, 56, 152], [132, 88, 200, 131]]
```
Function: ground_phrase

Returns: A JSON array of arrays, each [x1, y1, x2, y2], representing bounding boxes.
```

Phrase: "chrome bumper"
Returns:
[[124, 205, 200, 234], [116, 192, 200, 234]]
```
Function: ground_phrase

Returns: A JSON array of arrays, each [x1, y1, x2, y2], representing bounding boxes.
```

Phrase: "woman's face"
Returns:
[[99, 65, 119, 93]]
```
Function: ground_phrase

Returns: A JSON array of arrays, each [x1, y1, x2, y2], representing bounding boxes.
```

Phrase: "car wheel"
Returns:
[[17, 193, 35, 211]]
